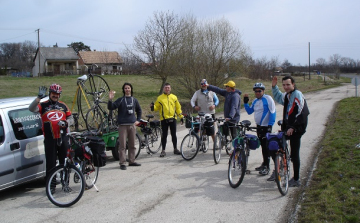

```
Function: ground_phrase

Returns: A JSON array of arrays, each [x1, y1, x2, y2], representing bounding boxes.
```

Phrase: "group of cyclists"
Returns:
[[30, 75, 308, 190]]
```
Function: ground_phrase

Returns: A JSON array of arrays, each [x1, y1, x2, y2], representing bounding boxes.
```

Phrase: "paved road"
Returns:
[[0, 84, 357, 223]]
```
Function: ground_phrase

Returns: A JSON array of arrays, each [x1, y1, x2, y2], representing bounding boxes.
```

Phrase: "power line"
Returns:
[[0, 31, 36, 43]]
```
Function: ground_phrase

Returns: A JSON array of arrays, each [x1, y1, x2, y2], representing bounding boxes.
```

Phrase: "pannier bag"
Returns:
[[266, 132, 284, 151], [245, 134, 260, 150], [204, 119, 214, 136], [232, 136, 244, 149], [185, 117, 192, 128], [150, 120, 160, 128], [87, 136, 107, 167]]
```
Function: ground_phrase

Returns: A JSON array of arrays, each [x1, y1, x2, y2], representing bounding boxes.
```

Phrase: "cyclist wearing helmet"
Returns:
[[29, 84, 74, 182], [244, 83, 276, 178]]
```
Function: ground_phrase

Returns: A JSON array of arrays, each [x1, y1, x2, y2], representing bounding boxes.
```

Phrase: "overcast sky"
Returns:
[[1, 0, 359, 65]]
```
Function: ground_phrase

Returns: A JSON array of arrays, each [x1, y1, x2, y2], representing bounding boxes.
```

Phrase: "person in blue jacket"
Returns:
[[244, 83, 276, 178], [272, 76, 309, 187], [207, 80, 241, 140]]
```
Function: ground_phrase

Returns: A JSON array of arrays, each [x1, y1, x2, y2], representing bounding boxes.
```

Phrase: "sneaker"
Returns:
[[259, 166, 270, 175], [129, 162, 141, 166], [120, 165, 127, 170], [173, 148, 181, 155], [289, 178, 301, 187], [255, 163, 266, 171], [267, 170, 275, 181], [160, 150, 166, 157]]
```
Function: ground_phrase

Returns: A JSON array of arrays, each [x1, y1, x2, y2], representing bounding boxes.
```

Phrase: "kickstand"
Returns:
[[93, 183, 99, 192]]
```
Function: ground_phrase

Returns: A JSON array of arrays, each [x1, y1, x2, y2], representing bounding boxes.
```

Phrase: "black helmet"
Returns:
[[253, 83, 265, 90]]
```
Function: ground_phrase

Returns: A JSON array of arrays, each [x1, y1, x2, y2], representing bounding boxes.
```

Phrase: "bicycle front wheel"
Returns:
[[85, 108, 103, 135], [275, 149, 290, 196], [78, 75, 110, 124], [228, 148, 246, 188], [46, 164, 85, 207], [180, 132, 199, 161], [82, 159, 99, 189], [147, 127, 162, 154], [213, 133, 223, 164]]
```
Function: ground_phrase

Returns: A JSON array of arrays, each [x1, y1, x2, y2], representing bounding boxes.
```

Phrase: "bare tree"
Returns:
[[329, 54, 342, 78], [131, 11, 186, 94]]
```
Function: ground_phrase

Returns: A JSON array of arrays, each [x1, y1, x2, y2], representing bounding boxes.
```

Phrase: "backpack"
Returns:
[[87, 136, 107, 167]]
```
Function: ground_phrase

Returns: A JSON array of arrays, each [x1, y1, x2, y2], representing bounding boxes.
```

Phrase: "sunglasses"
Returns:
[[254, 90, 262, 93], [200, 83, 206, 86]]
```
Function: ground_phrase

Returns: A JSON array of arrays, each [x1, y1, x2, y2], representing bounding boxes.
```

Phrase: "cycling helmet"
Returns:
[[49, 84, 62, 94], [253, 83, 265, 90]]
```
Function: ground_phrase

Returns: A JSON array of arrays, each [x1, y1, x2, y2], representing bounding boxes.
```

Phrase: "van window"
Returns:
[[8, 108, 43, 140], [0, 116, 4, 143]]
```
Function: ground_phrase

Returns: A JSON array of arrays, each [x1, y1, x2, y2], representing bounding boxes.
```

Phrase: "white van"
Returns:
[[0, 97, 45, 191]]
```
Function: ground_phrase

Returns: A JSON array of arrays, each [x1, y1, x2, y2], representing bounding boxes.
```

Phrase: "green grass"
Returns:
[[0, 74, 348, 118], [298, 97, 360, 223]]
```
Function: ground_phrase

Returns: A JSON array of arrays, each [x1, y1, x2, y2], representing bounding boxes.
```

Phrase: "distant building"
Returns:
[[32, 47, 79, 76], [78, 51, 123, 75]]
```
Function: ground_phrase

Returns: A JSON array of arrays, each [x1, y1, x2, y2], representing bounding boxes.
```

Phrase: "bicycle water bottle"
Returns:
[[75, 162, 81, 170]]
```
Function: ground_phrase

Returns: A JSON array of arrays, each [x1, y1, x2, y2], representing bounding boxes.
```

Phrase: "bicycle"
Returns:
[[70, 64, 115, 132], [266, 120, 290, 196], [136, 114, 162, 155], [46, 129, 103, 207], [213, 118, 233, 164], [85, 89, 118, 135], [228, 120, 259, 188], [180, 112, 211, 161]]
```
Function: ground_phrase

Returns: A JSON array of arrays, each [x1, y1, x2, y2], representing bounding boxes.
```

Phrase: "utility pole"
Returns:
[[36, 29, 40, 77], [308, 42, 311, 80]]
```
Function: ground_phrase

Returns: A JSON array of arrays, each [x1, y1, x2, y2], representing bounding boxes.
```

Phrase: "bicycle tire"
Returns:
[[46, 164, 85, 207], [275, 148, 290, 196], [85, 107, 104, 135], [225, 135, 233, 155], [77, 75, 110, 125], [180, 132, 200, 161], [82, 159, 99, 189], [147, 127, 162, 154], [201, 134, 209, 153], [213, 133, 223, 164], [228, 148, 246, 188]]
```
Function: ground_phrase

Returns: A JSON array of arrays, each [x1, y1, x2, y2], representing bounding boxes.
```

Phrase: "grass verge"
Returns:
[[297, 97, 360, 223]]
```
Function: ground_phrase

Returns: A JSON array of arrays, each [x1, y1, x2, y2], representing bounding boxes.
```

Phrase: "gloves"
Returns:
[[267, 125, 272, 133], [38, 86, 47, 99], [243, 96, 249, 104], [180, 118, 184, 125], [150, 102, 154, 111]]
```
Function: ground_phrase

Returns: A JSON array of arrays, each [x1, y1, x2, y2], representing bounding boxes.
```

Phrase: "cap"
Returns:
[[224, 80, 236, 88]]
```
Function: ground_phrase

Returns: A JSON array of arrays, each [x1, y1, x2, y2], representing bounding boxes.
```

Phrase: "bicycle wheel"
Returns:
[[78, 75, 110, 124], [147, 127, 162, 154], [201, 134, 209, 153], [275, 149, 290, 196], [225, 135, 233, 155], [125, 133, 141, 158], [180, 132, 199, 161], [85, 108, 103, 135], [213, 133, 223, 164], [46, 164, 85, 207], [82, 159, 99, 189], [228, 148, 246, 188]]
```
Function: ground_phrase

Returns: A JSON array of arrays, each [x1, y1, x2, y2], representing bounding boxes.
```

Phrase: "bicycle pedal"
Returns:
[[246, 170, 251, 174]]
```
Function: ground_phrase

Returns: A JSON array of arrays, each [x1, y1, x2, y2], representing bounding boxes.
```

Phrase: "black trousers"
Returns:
[[288, 133, 303, 181], [160, 119, 177, 151], [44, 135, 69, 179], [256, 126, 275, 168]]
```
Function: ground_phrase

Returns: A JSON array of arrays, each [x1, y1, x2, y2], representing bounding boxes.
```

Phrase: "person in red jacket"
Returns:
[[29, 84, 74, 181]]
